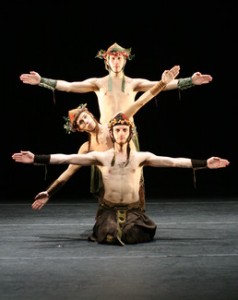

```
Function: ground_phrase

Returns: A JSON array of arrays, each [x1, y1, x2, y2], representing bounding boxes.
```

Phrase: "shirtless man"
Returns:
[[22, 65, 180, 211], [19, 42, 213, 125], [12, 114, 229, 245]]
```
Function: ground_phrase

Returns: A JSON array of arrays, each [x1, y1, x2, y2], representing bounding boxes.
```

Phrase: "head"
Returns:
[[64, 103, 99, 134], [108, 113, 134, 167], [96, 42, 134, 73], [108, 112, 134, 145]]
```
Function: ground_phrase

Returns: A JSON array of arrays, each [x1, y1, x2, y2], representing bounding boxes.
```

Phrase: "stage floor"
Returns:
[[1, 198, 238, 300]]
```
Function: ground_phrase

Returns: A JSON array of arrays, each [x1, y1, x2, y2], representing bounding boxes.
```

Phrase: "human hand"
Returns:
[[12, 151, 34, 164], [32, 192, 49, 210], [19, 71, 41, 85], [191, 72, 213, 85], [207, 157, 230, 169], [162, 65, 180, 84]]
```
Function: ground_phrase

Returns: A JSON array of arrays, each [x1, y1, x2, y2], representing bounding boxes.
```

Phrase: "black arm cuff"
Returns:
[[34, 154, 50, 165], [191, 159, 207, 169]]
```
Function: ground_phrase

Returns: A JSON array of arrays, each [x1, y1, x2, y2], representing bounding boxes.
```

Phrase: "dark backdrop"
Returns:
[[1, 0, 237, 202]]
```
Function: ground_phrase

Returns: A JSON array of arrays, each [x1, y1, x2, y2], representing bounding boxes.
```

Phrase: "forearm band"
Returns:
[[39, 77, 57, 91], [192, 159, 207, 190], [191, 159, 207, 169], [34, 154, 51, 165], [178, 77, 194, 90], [150, 81, 166, 96], [47, 179, 66, 197]]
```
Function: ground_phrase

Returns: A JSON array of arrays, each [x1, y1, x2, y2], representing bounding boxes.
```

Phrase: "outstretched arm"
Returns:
[[31, 143, 89, 210], [32, 164, 81, 210], [164, 71, 213, 91], [19, 71, 98, 93], [12, 150, 102, 166], [141, 152, 230, 169], [124, 65, 180, 118]]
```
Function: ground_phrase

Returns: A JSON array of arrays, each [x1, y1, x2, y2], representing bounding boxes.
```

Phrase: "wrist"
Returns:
[[178, 77, 194, 90], [47, 179, 66, 197], [39, 77, 57, 91], [191, 159, 207, 169], [150, 81, 166, 96], [34, 154, 51, 165]]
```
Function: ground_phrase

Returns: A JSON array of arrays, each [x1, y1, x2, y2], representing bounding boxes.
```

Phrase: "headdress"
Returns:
[[96, 43, 134, 92], [63, 103, 88, 134], [108, 112, 134, 130], [95, 42, 135, 61]]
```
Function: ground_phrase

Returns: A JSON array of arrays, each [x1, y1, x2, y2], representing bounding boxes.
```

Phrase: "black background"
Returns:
[[1, 0, 237, 202]]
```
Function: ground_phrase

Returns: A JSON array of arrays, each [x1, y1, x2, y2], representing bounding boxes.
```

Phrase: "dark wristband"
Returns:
[[191, 159, 207, 169], [47, 179, 66, 197], [34, 154, 50, 165], [39, 77, 57, 91]]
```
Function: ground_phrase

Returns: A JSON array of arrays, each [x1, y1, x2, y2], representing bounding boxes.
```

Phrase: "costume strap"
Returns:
[[116, 209, 127, 246], [108, 75, 126, 92]]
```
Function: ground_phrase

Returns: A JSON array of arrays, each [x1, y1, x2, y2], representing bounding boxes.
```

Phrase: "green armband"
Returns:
[[178, 77, 194, 90], [191, 159, 207, 169], [47, 179, 66, 197], [34, 154, 51, 165], [39, 77, 57, 91]]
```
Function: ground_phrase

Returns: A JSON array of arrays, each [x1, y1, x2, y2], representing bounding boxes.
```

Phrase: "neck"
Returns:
[[109, 70, 124, 78], [114, 142, 127, 153], [87, 122, 101, 136]]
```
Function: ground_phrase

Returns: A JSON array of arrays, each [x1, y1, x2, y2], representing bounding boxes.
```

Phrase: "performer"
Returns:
[[19, 42, 213, 125], [21, 66, 180, 211], [12, 113, 229, 246]]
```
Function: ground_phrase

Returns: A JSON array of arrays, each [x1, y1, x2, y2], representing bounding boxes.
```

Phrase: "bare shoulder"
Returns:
[[95, 75, 109, 86], [78, 142, 90, 154], [135, 151, 155, 161], [90, 148, 114, 164]]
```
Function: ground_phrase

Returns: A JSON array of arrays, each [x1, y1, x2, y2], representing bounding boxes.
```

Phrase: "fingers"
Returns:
[[32, 200, 45, 210], [12, 153, 22, 161]]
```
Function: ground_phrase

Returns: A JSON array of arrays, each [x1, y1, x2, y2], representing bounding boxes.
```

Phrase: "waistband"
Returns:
[[100, 199, 141, 210]]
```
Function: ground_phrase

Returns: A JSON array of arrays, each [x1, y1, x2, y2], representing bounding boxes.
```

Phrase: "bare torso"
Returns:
[[97, 150, 142, 204], [95, 75, 138, 124]]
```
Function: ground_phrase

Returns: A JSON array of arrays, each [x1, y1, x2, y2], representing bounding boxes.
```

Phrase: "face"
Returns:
[[107, 53, 126, 73], [112, 125, 130, 145], [75, 112, 96, 132]]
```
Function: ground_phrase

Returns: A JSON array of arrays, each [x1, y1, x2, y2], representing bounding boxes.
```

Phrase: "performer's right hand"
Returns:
[[32, 191, 49, 210]]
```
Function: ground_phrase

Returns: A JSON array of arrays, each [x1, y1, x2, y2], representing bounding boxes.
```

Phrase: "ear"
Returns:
[[109, 130, 115, 142], [109, 130, 113, 138]]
